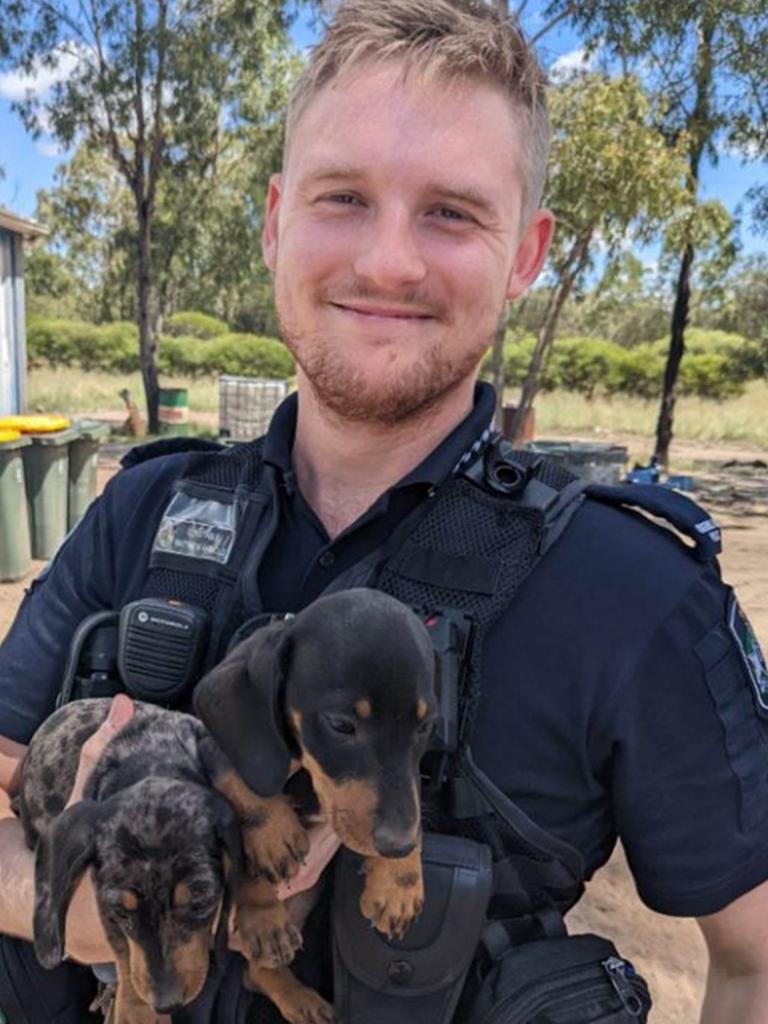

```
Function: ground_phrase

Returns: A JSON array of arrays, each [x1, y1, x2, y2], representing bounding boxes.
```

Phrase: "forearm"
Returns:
[[700, 965, 768, 1024], [0, 790, 112, 963]]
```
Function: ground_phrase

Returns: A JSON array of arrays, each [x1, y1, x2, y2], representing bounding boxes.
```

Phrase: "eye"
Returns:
[[325, 193, 363, 207], [322, 713, 357, 736], [416, 719, 435, 737], [431, 206, 470, 223]]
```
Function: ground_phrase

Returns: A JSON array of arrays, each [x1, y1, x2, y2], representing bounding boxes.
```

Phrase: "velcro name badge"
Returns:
[[153, 492, 236, 565]]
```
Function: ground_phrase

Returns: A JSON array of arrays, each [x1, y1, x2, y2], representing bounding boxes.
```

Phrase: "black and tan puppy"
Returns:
[[195, 588, 438, 1023], [17, 699, 244, 1024]]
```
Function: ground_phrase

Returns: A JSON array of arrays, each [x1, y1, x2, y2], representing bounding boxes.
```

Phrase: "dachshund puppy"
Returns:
[[195, 588, 438, 1024], [17, 699, 243, 1024]]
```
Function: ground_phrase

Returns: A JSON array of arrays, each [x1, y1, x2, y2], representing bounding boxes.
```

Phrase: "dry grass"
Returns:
[[27, 367, 220, 415], [27, 366, 768, 448], [514, 379, 768, 448]]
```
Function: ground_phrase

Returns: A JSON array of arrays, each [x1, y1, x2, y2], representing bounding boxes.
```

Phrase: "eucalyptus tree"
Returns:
[[507, 73, 690, 442], [545, 0, 768, 465], [0, 0, 298, 430]]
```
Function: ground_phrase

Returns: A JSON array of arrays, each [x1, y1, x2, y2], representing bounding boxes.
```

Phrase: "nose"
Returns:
[[353, 208, 427, 291], [373, 824, 417, 859], [155, 1002, 184, 1015]]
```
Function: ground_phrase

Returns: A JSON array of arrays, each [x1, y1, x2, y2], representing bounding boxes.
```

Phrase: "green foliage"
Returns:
[[28, 317, 294, 379], [165, 311, 230, 340], [548, 337, 627, 398], [498, 329, 758, 402], [158, 334, 294, 379], [27, 319, 139, 372]]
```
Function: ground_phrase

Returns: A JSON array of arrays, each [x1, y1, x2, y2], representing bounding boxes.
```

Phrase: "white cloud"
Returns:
[[549, 47, 597, 81], [35, 138, 67, 158], [0, 44, 83, 102]]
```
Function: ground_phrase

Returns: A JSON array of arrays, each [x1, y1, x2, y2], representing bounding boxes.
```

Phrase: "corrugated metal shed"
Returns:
[[0, 208, 47, 416]]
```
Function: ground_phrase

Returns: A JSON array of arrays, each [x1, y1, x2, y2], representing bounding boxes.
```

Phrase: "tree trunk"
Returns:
[[653, 242, 694, 469], [652, 13, 715, 469], [508, 231, 592, 444], [137, 201, 160, 433]]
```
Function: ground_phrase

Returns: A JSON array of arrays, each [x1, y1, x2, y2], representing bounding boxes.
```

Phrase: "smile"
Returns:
[[330, 302, 434, 322]]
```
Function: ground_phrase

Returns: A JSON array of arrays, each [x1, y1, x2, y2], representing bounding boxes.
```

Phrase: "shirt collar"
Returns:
[[262, 382, 497, 490]]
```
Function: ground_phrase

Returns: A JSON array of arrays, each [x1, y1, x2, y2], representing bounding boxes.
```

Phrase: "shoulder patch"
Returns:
[[728, 593, 768, 714]]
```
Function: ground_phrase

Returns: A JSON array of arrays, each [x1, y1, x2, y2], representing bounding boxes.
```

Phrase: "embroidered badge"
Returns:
[[152, 492, 236, 564], [728, 594, 768, 713]]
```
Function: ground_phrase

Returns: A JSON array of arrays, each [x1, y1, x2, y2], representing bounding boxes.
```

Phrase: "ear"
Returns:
[[194, 620, 294, 797], [261, 173, 282, 272], [33, 801, 105, 969], [212, 794, 244, 900], [506, 208, 555, 302]]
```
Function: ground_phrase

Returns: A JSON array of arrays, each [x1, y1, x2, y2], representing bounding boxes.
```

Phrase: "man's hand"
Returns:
[[64, 694, 135, 964], [275, 821, 341, 901]]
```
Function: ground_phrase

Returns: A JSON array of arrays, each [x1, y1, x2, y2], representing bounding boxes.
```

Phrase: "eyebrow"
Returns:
[[301, 165, 500, 219]]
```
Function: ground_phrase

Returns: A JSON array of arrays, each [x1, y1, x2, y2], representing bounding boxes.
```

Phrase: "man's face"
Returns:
[[263, 62, 553, 425]]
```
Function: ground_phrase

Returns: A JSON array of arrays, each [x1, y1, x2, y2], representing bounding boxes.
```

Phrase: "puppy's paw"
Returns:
[[245, 964, 336, 1024], [281, 988, 337, 1024], [243, 800, 309, 883], [360, 855, 424, 941], [237, 901, 303, 968]]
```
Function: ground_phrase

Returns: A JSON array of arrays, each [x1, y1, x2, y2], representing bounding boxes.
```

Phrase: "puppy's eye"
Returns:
[[417, 719, 435, 737], [322, 714, 357, 736]]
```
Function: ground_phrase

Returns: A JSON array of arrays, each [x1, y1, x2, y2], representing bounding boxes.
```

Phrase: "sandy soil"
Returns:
[[2, 446, 767, 1023]]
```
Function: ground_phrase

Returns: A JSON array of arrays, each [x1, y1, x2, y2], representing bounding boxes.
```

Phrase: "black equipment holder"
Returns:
[[333, 833, 493, 1024]]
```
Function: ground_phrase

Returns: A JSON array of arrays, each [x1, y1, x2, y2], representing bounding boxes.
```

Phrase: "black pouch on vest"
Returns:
[[332, 832, 493, 1024], [460, 931, 651, 1024]]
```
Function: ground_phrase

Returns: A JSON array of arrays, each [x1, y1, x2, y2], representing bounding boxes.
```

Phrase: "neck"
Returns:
[[292, 373, 477, 538]]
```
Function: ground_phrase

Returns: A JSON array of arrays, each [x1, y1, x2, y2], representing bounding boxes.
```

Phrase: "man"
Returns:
[[2, 1, 768, 1021]]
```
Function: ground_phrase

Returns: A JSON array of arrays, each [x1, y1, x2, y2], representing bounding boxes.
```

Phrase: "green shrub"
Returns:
[[549, 336, 621, 399], [204, 334, 295, 378], [678, 353, 746, 401], [610, 345, 665, 400], [27, 319, 94, 367], [158, 333, 295, 379], [158, 336, 209, 378], [165, 310, 229, 340], [27, 318, 139, 372]]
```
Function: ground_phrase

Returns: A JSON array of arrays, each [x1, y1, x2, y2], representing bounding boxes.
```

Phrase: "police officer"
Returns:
[[3, 1, 768, 1021]]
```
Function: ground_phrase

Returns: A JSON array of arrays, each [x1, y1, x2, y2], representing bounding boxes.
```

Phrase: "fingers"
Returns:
[[66, 695, 135, 807], [275, 822, 341, 901]]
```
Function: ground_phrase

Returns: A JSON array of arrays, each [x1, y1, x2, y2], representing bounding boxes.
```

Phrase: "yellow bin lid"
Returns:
[[0, 414, 72, 434], [0, 429, 22, 444]]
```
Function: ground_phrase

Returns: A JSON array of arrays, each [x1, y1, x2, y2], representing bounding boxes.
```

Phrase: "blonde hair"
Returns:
[[286, 0, 550, 221]]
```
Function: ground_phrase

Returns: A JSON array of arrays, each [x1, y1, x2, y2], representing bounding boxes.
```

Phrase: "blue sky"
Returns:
[[0, 2, 766, 262]]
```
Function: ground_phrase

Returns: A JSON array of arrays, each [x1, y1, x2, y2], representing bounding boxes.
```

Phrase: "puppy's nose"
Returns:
[[156, 1002, 184, 1016], [373, 826, 416, 858]]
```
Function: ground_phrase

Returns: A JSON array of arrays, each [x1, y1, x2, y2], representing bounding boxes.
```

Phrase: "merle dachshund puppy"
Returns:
[[195, 588, 439, 1024], [17, 700, 244, 1024]]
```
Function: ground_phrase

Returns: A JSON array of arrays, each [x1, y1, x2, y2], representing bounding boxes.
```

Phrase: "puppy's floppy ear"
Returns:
[[211, 793, 244, 899], [194, 620, 294, 796], [33, 800, 108, 969]]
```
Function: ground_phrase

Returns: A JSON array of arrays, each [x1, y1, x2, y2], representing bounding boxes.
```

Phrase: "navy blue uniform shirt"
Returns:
[[2, 384, 768, 919]]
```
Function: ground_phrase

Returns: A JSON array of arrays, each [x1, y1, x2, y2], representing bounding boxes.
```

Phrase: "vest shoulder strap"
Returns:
[[586, 482, 722, 563], [120, 436, 226, 469]]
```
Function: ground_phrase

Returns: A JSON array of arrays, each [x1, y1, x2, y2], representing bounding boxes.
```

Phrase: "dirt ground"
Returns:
[[2, 440, 767, 1023]]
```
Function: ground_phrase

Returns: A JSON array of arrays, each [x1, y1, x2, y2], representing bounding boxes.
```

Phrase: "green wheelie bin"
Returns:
[[0, 432, 33, 582], [68, 419, 111, 531], [22, 427, 80, 560]]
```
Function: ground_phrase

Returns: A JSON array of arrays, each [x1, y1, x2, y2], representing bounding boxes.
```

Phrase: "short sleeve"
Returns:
[[609, 569, 768, 916], [0, 493, 117, 742], [0, 455, 184, 744]]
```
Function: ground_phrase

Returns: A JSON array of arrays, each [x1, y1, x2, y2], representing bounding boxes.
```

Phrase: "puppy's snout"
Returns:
[[373, 825, 416, 859], [156, 1001, 184, 1016]]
